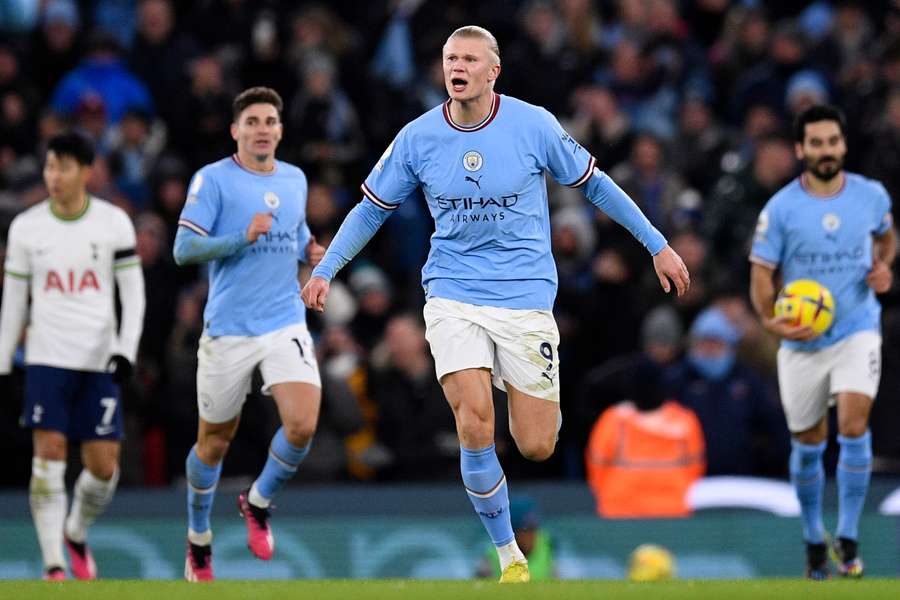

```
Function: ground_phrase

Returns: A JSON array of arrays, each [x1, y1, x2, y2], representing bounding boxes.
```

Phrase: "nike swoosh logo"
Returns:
[[95, 425, 115, 436]]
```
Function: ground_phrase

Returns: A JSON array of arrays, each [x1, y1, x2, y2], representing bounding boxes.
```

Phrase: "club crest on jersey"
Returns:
[[264, 191, 280, 209], [822, 213, 840, 232], [463, 151, 483, 172]]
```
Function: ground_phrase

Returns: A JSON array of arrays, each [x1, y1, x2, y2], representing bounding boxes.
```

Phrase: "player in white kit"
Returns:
[[0, 132, 146, 580]]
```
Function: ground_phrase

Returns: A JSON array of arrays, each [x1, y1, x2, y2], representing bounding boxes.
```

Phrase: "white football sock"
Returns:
[[496, 539, 527, 571], [248, 482, 270, 509], [30, 457, 67, 570], [187, 528, 213, 546], [65, 467, 119, 544]]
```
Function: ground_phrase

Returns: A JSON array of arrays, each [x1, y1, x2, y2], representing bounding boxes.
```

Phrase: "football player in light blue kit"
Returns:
[[750, 105, 896, 579], [302, 26, 690, 582], [173, 87, 326, 581]]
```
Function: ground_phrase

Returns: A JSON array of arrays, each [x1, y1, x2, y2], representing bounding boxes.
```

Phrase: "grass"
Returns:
[[1, 579, 899, 600]]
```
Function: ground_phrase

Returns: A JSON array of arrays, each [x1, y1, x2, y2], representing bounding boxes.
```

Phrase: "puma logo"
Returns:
[[464, 175, 482, 190]]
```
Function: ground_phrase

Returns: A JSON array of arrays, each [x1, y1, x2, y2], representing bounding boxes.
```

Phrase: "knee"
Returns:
[[456, 406, 493, 447], [88, 462, 118, 482], [197, 434, 232, 463], [839, 418, 868, 439], [514, 434, 556, 462], [282, 419, 317, 448]]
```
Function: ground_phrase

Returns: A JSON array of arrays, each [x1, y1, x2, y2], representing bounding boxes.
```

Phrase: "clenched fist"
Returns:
[[246, 212, 273, 243]]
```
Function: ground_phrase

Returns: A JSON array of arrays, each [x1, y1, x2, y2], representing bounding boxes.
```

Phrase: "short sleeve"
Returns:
[[361, 126, 419, 211], [749, 204, 784, 268], [178, 168, 221, 236], [3, 217, 30, 280], [872, 181, 893, 236], [112, 209, 140, 270], [112, 209, 137, 251], [538, 109, 596, 188]]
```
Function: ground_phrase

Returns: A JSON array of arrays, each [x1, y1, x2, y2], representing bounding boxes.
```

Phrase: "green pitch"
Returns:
[[1, 580, 899, 600]]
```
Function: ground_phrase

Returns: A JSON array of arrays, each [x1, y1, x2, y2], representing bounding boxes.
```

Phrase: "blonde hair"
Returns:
[[447, 25, 500, 64]]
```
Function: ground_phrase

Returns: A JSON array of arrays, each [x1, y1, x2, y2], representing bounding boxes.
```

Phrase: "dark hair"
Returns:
[[232, 87, 283, 122], [793, 104, 847, 143], [46, 132, 95, 166]]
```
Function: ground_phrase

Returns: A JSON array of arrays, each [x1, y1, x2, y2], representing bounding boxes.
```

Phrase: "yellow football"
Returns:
[[774, 279, 835, 337], [628, 544, 675, 582]]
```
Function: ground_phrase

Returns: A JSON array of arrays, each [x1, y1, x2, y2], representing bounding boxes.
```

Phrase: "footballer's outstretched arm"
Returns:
[[302, 198, 393, 311], [309, 198, 393, 281], [580, 170, 690, 296]]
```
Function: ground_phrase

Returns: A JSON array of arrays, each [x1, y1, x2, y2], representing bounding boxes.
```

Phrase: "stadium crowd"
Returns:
[[2, 0, 900, 491]]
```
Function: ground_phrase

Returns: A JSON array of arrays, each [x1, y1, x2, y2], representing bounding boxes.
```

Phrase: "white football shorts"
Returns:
[[423, 296, 560, 402], [777, 330, 881, 432], [196, 322, 320, 423]]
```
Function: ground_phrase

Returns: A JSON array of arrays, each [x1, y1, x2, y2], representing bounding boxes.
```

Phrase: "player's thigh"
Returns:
[[830, 331, 881, 400], [505, 383, 560, 441], [423, 297, 495, 386], [72, 371, 123, 442], [488, 308, 561, 404], [197, 333, 261, 424], [440, 368, 496, 446], [23, 365, 76, 438], [777, 345, 833, 433]]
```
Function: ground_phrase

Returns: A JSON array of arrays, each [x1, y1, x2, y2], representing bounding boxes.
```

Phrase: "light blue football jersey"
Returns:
[[361, 93, 597, 310], [750, 173, 892, 351], [179, 155, 311, 336]]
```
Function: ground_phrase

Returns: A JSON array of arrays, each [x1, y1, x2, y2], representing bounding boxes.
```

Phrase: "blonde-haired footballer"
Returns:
[[303, 25, 689, 583]]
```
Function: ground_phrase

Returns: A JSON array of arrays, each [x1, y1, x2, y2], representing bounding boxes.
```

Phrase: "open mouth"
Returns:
[[451, 78, 468, 92]]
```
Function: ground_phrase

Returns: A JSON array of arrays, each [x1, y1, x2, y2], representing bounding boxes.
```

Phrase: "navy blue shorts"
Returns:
[[23, 365, 123, 441]]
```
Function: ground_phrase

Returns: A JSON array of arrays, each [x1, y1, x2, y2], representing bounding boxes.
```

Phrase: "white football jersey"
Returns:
[[3, 196, 140, 371]]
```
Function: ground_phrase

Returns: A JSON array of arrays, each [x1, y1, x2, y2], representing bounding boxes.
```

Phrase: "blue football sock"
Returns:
[[461, 444, 514, 547], [790, 439, 827, 544], [254, 427, 311, 502], [836, 431, 872, 541], [186, 446, 222, 535]]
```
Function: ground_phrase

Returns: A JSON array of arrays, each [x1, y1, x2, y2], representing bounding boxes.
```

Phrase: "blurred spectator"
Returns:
[[703, 132, 796, 279], [574, 304, 684, 460], [864, 87, 900, 221], [731, 21, 811, 120], [596, 35, 679, 138], [27, 0, 83, 100], [170, 54, 232, 169], [135, 212, 179, 392], [476, 496, 556, 580], [672, 307, 789, 476], [129, 0, 199, 127], [348, 264, 394, 352], [107, 109, 167, 207], [369, 313, 457, 480], [671, 92, 732, 194], [585, 361, 705, 518], [784, 69, 830, 119], [50, 31, 154, 126], [241, 10, 296, 104], [503, 0, 582, 116], [287, 53, 364, 185], [568, 85, 635, 172], [609, 132, 692, 236]]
